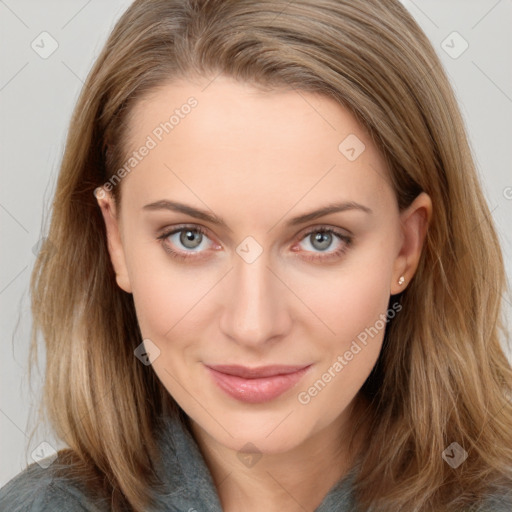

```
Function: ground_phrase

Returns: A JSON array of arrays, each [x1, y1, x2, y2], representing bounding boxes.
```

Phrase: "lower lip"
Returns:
[[206, 365, 312, 403]]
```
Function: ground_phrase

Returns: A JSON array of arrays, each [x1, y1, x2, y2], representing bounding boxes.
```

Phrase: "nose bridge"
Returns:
[[219, 246, 289, 346]]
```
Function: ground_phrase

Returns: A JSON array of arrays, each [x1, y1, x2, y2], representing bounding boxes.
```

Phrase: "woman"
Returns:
[[1, 0, 511, 510]]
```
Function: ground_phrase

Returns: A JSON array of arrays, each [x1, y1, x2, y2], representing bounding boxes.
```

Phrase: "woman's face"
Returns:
[[98, 75, 430, 456]]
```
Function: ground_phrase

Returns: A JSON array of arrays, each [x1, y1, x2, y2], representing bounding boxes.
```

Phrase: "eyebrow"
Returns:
[[142, 199, 372, 231]]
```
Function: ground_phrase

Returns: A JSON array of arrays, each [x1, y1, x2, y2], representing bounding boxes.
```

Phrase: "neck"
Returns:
[[188, 394, 369, 512]]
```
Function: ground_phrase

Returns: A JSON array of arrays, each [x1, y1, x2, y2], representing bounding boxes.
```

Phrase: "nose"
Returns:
[[219, 250, 292, 349]]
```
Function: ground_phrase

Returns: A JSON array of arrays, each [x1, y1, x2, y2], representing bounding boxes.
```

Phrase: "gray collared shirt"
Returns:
[[0, 412, 510, 511]]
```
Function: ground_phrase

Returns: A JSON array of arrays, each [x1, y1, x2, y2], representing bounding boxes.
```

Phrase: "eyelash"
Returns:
[[156, 224, 353, 262]]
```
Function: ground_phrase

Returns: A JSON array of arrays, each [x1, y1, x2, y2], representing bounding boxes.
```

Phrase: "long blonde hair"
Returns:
[[29, 0, 512, 510]]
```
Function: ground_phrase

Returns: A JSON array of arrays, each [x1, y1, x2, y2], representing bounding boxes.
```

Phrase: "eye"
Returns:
[[157, 224, 353, 263], [175, 228, 204, 250], [294, 227, 353, 261], [157, 225, 219, 260]]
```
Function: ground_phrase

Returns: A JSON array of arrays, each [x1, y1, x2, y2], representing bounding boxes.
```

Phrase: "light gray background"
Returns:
[[1, 0, 511, 487]]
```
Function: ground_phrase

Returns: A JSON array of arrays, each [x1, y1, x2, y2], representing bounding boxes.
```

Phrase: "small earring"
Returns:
[[398, 276, 405, 286]]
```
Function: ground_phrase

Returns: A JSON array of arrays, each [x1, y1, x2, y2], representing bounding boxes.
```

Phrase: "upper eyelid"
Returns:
[[159, 223, 349, 238]]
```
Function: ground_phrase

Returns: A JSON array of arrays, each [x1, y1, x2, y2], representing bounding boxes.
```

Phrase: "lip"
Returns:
[[205, 364, 312, 403]]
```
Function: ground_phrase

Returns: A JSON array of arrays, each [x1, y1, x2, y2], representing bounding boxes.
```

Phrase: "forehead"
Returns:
[[119, 75, 393, 219]]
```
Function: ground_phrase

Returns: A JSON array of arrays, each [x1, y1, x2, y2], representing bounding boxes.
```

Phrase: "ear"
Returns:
[[95, 187, 132, 293], [390, 191, 432, 295]]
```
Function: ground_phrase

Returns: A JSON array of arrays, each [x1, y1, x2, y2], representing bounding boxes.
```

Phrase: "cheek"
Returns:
[[296, 272, 391, 414], [127, 243, 218, 346], [296, 253, 394, 351], [130, 271, 194, 340], [124, 239, 185, 337]]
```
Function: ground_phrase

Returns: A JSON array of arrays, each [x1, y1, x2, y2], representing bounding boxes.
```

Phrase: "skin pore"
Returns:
[[96, 75, 432, 512]]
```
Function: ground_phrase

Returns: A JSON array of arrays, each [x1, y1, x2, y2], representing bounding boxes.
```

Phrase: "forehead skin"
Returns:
[[117, 75, 397, 246]]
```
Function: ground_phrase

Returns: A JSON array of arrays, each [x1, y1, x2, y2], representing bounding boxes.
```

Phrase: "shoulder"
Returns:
[[0, 456, 108, 512], [470, 485, 512, 512]]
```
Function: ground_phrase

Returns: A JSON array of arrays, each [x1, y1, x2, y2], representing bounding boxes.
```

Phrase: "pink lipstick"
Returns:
[[205, 364, 312, 403]]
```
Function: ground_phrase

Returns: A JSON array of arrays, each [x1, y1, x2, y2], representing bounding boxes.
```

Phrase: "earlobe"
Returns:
[[95, 188, 132, 294], [391, 192, 432, 295]]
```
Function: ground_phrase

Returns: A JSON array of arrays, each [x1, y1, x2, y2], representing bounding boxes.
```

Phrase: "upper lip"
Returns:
[[206, 364, 311, 379]]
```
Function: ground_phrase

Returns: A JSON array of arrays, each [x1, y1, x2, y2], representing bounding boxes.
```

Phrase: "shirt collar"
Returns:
[[152, 410, 359, 512], [152, 410, 224, 512]]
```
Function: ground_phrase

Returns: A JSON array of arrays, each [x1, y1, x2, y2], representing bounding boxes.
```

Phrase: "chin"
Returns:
[[201, 411, 312, 454], [225, 429, 304, 455]]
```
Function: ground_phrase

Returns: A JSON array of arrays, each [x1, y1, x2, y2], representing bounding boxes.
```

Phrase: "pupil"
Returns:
[[312, 232, 331, 251], [181, 230, 202, 249]]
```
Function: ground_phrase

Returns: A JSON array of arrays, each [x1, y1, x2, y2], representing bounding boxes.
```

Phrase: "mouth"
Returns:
[[205, 363, 313, 403]]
